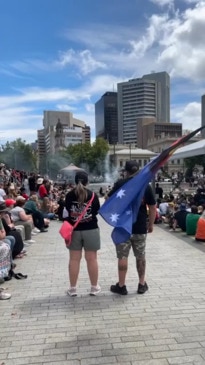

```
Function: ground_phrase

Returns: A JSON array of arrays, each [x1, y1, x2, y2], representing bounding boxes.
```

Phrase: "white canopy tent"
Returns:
[[170, 139, 205, 160]]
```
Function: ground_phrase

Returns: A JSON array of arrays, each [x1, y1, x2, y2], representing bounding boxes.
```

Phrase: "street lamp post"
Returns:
[[129, 144, 132, 160]]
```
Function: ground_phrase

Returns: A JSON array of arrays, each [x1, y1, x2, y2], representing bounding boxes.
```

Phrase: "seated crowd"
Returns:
[[0, 164, 68, 300], [156, 187, 205, 242]]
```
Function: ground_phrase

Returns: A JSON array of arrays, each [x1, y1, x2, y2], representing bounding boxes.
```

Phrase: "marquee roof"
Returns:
[[170, 139, 205, 160]]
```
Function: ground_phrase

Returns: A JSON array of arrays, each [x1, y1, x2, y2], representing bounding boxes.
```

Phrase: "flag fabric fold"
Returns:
[[99, 126, 204, 245]]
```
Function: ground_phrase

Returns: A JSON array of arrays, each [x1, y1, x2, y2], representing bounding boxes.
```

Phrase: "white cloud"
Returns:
[[157, 1, 205, 79], [150, 0, 174, 7], [64, 24, 137, 50], [56, 104, 77, 111], [85, 103, 94, 112], [57, 49, 107, 75], [129, 14, 169, 58], [171, 102, 201, 130]]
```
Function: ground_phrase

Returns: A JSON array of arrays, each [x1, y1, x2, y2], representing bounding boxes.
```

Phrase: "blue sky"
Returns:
[[0, 0, 205, 144]]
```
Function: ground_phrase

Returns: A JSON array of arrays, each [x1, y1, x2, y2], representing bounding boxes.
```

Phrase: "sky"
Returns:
[[0, 0, 205, 145]]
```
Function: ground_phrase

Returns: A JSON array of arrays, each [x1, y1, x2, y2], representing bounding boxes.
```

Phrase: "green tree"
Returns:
[[89, 138, 109, 175], [60, 138, 109, 175], [0, 139, 37, 171]]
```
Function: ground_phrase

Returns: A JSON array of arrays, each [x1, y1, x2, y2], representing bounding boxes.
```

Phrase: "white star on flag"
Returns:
[[110, 213, 120, 223], [116, 189, 125, 199], [126, 210, 131, 215]]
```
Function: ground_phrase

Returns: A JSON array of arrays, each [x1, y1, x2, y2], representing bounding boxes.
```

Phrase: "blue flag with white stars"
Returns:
[[99, 126, 205, 245]]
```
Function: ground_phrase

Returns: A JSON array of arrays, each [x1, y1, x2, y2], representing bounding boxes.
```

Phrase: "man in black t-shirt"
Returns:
[[107, 161, 156, 295]]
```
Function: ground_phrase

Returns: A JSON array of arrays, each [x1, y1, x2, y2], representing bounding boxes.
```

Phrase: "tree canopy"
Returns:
[[0, 139, 37, 171]]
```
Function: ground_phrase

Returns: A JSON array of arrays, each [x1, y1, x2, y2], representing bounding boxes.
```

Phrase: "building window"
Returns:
[[138, 160, 142, 167], [120, 160, 123, 167]]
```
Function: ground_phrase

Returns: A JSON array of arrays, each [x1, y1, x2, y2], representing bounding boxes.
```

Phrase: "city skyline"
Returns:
[[0, 0, 204, 144]]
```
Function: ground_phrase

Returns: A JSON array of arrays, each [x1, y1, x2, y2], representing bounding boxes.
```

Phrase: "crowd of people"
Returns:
[[155, 184, 205, 242], [0, 164, 71, 300]]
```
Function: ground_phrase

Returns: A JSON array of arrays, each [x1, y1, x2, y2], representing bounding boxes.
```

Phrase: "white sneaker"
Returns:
[[67, 287, 77, 297], [33, 228, 40, 233], [24, 239, 35, 244], [31, 231, 37, 236], [90, 285, 101, 296]]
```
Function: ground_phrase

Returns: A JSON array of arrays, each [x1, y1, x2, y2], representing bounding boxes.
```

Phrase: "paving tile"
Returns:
[[1, 219, 205, 365]]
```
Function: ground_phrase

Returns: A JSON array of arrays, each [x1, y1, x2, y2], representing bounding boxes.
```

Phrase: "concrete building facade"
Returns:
[[137, 117, 182, 149], [37, 111, 90, 174], [117, 71, 170, 145], [42, 111, 86, 155]]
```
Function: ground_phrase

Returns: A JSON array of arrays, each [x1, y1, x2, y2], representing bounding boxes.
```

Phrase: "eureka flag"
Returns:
[[99, 126, 205, 245]]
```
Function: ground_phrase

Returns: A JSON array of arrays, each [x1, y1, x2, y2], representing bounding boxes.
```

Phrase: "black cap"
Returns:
[[124, 160, 139, 174], [75, 171, 88, 186]]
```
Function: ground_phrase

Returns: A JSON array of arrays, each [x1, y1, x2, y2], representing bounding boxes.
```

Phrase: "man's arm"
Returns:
[[147, 204, 156, 233]]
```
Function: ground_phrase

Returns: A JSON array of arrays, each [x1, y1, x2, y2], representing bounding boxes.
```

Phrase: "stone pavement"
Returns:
[[1, 214, 205, 365]]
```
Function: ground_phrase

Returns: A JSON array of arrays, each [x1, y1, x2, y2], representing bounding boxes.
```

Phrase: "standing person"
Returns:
[[38, 179, 49, 200], [107, 161, 156, 295], [65, 171, 101, 297], [28, 173, 36, 195], [155, 183, 163, 199]]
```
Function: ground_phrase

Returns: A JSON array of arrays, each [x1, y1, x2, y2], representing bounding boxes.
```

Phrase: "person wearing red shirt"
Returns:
[[38, 179, 49, 199]]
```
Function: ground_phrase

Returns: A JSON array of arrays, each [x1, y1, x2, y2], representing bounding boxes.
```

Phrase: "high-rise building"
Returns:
[[95, 92, 118, 144], [82, 125, 91, 143], [117, 71, 170, 145], [202, 95, 205, 139]]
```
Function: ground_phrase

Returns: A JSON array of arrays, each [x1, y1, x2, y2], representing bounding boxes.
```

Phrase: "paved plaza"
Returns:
[[1, 213, 205, 365]]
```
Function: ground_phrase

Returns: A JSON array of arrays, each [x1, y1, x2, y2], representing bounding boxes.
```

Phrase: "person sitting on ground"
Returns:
[[24, 195, 48, 232], [158, 199, 169, 218], [10, 196, 35, 243], [186, 205, 200, 236], [0, 239, 12, 299], [197, 205, 203, 214], [171, 202, 189, 232], [39, 197, 56, 220], [56, 192, 65, 221], [7, 183, 17, 200], [4, 199, 25, 241], [19, 187, 29, 201], [0, 203, 24, 259], [195, 205, 205, 242]]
